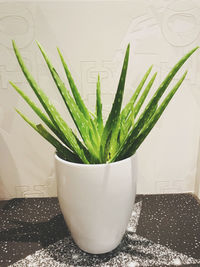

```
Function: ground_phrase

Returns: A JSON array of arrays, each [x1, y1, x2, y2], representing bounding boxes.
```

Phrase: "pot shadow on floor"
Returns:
[[0, 213, 69, 266], [0, 211, 155, 266], [0, 214, 69, 247]]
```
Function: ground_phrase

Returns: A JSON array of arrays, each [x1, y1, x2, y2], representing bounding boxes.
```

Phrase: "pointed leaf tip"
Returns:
[[36, 40, 43, 50], [12, 40, 17, 50], [127, 43, 130, 52]]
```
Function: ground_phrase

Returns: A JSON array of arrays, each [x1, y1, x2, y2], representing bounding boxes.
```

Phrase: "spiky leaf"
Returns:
[[100, 44, 130, 161], [37, 41, 99, 161], [12, 40, 88, 163], [118, 71, 188, 160], [96, 74, 103, 136]]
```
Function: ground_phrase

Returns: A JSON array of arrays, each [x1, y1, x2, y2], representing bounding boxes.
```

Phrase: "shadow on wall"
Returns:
[[0, 132, 20, 199]]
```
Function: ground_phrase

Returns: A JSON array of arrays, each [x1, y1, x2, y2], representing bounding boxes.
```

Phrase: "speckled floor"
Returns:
[[0, 194, 200, 267]]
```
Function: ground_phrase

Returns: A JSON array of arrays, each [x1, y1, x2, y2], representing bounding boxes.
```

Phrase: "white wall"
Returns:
[[0, 0, 200, 199]]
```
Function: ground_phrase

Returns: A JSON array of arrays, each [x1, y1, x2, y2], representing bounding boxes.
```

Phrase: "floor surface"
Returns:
[[0, 194, 200, 266]]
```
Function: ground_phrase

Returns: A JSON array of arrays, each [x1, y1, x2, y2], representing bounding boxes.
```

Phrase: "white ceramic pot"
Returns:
[[55, 154, 137, 254]]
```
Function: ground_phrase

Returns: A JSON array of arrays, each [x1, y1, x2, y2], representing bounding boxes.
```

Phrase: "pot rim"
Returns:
[[55, 153, 135, 168]]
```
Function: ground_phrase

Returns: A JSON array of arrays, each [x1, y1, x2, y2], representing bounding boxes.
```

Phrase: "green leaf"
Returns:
[[16, 109, 82, 163], [12, 40, 199, 164], [12, 40, 88, 163], [37, 41, 100, 161], [58, 47, 101, 150], [96, 74, 103, 136], [109, 46, 199, 162], [100, 44, 130, 162], [119, 70, 188, 160], [134, 72, 157, 118], [118, 72, 157, 144], [107, 117, 121, 159], [10, 81, 67, 144], [57, 47, 91, 120], [36, 124, 82, 163], [118, 66, 153, 143], [117, 46, 199, 159], [119, 104, 135, 144], [121, 65, 153, 121]]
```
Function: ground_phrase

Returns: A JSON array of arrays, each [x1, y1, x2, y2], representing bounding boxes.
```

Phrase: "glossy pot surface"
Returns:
[[55, 155, 137, 254]]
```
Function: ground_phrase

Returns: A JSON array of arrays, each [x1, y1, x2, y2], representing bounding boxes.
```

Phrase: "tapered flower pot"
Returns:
[[55, 154, 137, 254]]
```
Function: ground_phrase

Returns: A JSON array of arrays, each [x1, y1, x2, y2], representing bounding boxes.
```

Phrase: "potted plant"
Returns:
[[10, 41, 198, 254]]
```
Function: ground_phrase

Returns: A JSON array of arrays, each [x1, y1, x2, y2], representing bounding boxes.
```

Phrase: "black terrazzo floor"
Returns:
[[0, 194, 200, 267]]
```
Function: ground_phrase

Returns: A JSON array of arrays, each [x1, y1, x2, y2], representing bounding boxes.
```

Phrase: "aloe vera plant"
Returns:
[[10, 41, 198, 164]]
